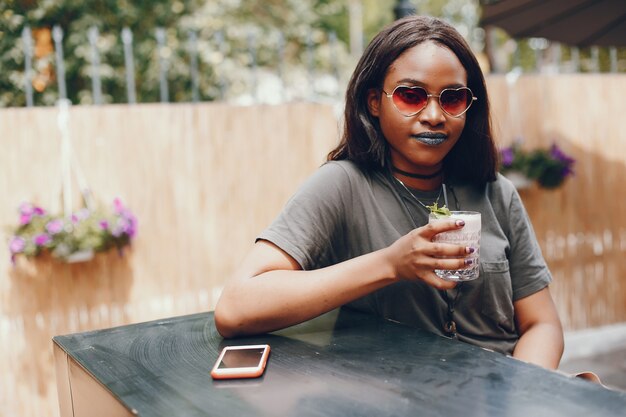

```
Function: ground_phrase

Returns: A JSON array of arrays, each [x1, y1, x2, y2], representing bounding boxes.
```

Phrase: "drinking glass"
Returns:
[[428, 211, 481, 281]]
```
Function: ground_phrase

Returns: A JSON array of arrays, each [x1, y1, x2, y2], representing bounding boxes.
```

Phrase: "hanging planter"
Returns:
[[7, 99, 137, 264], [7, 198, 137, 264], [499, 141, 576, 190], [502, 170, 533, 190]]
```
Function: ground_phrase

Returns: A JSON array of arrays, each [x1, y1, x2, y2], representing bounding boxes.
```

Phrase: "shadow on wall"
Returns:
[[4, 251, 134, 415]]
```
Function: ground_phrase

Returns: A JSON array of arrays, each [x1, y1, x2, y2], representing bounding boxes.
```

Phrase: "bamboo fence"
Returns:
[[1, 74, 625, 417]]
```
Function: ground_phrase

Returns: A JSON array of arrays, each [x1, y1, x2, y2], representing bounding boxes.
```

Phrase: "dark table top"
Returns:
[[53, 308, 626, 417]]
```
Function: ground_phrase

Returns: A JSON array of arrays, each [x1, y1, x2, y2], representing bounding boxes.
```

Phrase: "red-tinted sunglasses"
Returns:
[[383, 85, 477, 118]]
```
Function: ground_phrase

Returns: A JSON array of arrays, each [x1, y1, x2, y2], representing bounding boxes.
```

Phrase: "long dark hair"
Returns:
[[327, 15, 497, 185]]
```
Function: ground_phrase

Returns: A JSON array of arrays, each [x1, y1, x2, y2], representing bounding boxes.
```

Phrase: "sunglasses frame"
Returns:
[[383, 85, 477, 118]]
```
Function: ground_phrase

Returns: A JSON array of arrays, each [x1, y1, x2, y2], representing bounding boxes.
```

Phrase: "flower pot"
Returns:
[[504, 171, 533, 190], [65, 249, 95, 263]]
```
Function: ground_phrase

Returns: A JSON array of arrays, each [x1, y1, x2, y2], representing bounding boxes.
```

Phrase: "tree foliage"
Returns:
[[0, 0, 354, 106]]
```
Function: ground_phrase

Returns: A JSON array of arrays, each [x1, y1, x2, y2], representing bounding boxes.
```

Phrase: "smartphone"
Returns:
[[210, 344, 271, 380]]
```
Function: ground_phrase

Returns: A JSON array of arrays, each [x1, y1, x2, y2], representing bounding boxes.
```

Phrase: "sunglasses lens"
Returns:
[[392, 86, 428, 116], [440, 88, 471, 116]]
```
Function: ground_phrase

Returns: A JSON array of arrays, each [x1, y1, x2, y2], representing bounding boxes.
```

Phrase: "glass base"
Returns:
[[435, 266, 479, 282]]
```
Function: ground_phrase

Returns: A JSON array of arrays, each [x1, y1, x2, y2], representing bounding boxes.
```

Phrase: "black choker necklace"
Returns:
[[392, 166, 443, 180]]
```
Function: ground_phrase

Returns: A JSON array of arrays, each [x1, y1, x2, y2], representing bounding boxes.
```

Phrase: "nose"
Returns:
[[418, 96, 446, 126]]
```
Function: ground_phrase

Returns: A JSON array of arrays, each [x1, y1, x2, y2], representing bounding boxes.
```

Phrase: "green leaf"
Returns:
[[427, 202, 451, 217]]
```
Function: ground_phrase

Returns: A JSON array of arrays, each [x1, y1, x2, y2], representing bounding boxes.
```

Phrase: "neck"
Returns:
[[392, 165, 444, 191], [392, 165, 443, 180]]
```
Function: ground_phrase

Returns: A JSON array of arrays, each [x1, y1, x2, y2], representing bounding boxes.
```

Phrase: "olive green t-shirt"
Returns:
[[257, 160, 552, 355]]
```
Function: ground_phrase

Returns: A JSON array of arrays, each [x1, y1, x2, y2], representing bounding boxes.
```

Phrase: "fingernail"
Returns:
[[465, 246, 475, 254], [464, 259, 473, 265], [456, 220, 465, 227]]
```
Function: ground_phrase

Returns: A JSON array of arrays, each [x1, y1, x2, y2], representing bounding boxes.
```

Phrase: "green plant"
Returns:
[[427, 202, 451, 218], [499, 142, 575, 189]]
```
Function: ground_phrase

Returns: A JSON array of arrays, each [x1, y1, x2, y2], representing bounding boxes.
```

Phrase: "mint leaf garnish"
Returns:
[[427, 202, 451, 218]]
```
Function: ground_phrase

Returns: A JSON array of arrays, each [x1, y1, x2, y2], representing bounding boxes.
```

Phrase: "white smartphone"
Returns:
[[210, 344, 271, 380]]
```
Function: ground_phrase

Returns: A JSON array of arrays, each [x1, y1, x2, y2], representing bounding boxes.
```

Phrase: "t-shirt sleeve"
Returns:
[[256, 161, 352, 270], [500, 181, 553, 300]]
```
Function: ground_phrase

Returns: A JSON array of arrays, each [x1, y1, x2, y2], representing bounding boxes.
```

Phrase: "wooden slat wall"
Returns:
[[487, 74, 626, 330], [1, 74, 625, 416], [0, 102, 340, 417]]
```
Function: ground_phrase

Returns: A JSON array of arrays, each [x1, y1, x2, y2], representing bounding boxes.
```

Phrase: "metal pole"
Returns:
[[248, 32, 258, 102], [277, 31, 286, 102], [329, 31, 340, 83], [188, 31, 200, 103], [52, 25, 68, 101], [610, 47, 618, 73], [571, 47, 580, 73], [87, 26, 103, 105], [214, 31, 226, 100], [121, 27, 137, 104], [552, 42, 562, 73], [22, 26, 34, 107], [156, 27, 169, 103], [591, 46, 600, 73], [306, 31, 314, 99], [348, 0, 364, 59]]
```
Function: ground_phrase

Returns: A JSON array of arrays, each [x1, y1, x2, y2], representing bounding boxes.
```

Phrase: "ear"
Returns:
[[367, 88, 381, 117]]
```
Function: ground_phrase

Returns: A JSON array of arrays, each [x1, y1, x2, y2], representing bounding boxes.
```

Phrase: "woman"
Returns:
[[215, 15, 563, 370]]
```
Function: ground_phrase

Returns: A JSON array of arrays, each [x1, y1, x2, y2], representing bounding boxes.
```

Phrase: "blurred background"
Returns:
[[3, 0, 625, 107], [1, 1, 626, 416]]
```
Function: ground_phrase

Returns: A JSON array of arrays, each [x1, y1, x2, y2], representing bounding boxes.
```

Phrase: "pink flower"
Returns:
[[113, 198, 125, 214], [18, 203, 45, 224], [19, 214, 32, 225], [19, 203, 34, 216], [46, 219, 64, 235], [9, 237, 25, 254], [99, 220, 109, 230], [74, 208, 91, 221], [33, 234, 51, 246]]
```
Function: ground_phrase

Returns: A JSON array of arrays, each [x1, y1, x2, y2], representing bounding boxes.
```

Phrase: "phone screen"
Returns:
[[217, 347, 266, 369]]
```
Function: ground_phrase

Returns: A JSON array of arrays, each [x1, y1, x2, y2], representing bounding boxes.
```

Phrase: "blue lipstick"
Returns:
[[411, 132, 447, 146]]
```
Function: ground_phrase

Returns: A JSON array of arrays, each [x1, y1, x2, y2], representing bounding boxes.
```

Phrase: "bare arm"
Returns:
[[512, 287, 564, 369], [214, 219, 472, 338]]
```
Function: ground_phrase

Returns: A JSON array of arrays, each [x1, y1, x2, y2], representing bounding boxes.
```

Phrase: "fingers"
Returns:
[[430, 256, 475, 271], [421, 218, 465, 238], [425, 242, 475, 258], [420, 270, 457, 291], [392, 228, 473, 290]]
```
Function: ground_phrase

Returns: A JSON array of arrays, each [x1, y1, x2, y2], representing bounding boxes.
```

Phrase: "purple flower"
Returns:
[[33, 234, 51, 246], [33, 206, 45, 216], [500, 147, 515, 167], [99, 220, 109, 230], [45, 219, 64, 235], [550, 144, 575, 177], [111, 211, 138, 238], [111, 199, 138, 238], [123, 213, 138, 238], [9, 236, 25, 254]]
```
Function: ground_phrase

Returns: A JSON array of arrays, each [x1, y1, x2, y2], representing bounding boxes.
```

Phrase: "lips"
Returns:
[[411, 132, 447, 146]]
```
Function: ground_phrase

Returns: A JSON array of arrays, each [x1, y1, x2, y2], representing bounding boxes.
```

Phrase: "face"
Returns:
[[368, 41, 469, 175]]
